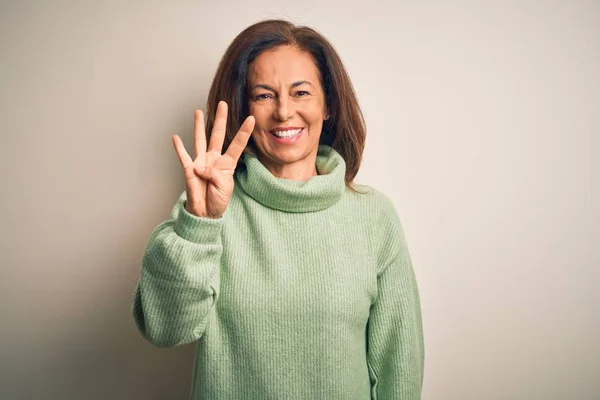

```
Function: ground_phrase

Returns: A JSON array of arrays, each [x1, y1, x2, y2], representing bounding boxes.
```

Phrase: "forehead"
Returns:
[[248, 45, 321, 84]]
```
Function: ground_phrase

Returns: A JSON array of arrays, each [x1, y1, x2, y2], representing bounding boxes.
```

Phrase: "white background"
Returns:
[[1, 0, 598, 398]]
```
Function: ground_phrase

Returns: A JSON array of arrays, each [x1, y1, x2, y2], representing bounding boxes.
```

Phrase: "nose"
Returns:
[[273, 96, 295, 121]]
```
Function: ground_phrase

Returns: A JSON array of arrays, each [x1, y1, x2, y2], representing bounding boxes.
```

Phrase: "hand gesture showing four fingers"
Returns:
[[172, 101, 255, 218]]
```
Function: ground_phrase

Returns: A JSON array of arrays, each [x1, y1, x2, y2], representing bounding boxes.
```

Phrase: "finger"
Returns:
[[224, 115, 255, 163], [193, 110, 206, 161], [208, 101, 228, 153], [172, 134, 193, 169]]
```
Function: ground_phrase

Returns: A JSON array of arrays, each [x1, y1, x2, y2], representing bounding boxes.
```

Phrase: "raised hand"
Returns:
[[172, 101, 255, 218]]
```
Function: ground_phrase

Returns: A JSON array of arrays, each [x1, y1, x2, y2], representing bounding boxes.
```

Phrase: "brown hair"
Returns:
[[205, 19, 366, 192]]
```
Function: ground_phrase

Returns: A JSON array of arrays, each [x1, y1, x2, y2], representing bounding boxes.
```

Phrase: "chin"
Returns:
[[266, 147, 308, 164], [255, 135, 319, 162]]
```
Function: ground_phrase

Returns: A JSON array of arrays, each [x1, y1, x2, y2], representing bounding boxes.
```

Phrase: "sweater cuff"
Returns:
[[173, 203, 223, 244]]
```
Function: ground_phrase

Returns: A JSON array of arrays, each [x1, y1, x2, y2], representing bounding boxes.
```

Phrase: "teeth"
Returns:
[[272, 128, 302, 138]]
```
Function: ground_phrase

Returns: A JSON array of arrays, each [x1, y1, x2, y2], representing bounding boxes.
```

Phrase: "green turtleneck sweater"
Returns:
[[132, 145, 424, 399]]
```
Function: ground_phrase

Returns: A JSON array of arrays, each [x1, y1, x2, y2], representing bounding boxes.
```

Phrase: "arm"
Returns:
[[131, 191, 223, 348], [367, 198, 425, 399]]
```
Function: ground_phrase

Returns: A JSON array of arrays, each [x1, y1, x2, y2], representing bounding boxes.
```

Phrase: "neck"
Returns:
[[236, 144, 346, 213]]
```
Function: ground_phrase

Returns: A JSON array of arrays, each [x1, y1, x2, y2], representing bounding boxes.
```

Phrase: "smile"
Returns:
[[269, 128, 304, 143]]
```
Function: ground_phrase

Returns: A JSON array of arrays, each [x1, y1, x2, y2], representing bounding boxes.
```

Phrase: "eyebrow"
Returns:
[[251, 81, 314, 91]]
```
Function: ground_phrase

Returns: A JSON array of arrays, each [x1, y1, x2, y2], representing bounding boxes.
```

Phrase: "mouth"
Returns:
[[269, 127, 304, 143]]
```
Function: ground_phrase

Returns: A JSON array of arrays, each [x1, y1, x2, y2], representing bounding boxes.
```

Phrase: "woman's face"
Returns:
[[247, 45, 328, 175]]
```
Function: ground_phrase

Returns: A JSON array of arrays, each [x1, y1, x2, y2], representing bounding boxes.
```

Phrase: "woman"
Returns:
[[132, 19, 424, 399]]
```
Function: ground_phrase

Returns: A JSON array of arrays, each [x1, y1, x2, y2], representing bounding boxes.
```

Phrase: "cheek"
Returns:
[[302, 103, 326, 125], [248, 104, 271, 132], [310, 120, 324, 135]]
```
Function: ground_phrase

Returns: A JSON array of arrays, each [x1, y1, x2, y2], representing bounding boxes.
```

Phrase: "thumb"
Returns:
[[195, 165, 230, 190]]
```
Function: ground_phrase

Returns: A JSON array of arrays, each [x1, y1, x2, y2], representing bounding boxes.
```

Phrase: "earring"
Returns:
[[324, 115, 330, 120]]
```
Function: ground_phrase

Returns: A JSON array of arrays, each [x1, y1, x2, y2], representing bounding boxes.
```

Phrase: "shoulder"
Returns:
[[347, 183, 409, 268], [346, 183, 401, 221]]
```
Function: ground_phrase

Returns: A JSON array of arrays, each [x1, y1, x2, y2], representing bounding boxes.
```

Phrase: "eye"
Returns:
[[295, 91, 310, 97], [254, 93, 273, 100]]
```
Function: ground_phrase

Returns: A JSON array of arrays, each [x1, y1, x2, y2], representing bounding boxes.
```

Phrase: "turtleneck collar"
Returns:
[[235, 145, 346, 213]]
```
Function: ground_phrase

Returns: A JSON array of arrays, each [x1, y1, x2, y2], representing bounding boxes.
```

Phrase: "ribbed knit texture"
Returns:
[[132, 145, 424, 399]]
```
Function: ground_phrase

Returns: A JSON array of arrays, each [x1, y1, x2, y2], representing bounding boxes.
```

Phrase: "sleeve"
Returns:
[[131, 191, 224, 348], [367, 196, 425, 399]]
